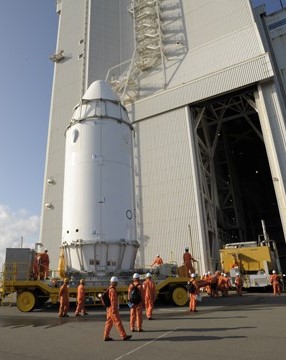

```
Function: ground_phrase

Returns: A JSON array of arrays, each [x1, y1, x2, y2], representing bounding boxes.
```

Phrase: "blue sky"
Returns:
[[0, 0, 284, 264]]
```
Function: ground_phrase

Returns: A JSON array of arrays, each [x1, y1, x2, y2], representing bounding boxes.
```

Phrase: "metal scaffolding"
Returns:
[[108, 0, 167, 103]]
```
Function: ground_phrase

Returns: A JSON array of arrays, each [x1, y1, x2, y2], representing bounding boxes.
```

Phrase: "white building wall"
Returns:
[[134, 107, 210, 272]]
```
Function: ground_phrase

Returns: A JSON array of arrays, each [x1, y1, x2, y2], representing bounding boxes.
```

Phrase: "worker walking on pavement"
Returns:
[[143, 273, 156, 320], [59, 278, 70, 317], [103, 276, 132, 341], [128, 273, 145, 332], [75, 279, 88, 316], [269, 270, 282, 296], [183, 247, 197, 275]]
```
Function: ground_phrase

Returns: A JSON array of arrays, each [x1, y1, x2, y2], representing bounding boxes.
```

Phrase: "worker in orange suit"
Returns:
[[103, 276, 132, 341], [209, 272, 219, 297], [203, 271, 212, 295], [151, 254, 164, 267], [183, 247, 197, 275], [270, 270, 281, 296], [59, 278, 70, 317], [32, 254, 39, 280], [41, 249, 50, 279], [75, 279, 88, 316], [234, 273, 243, 296], [128, 273, 145, 332], [188, 273, 199, 312], [217, 272, 229, 296], [143, 273, 156, 320]]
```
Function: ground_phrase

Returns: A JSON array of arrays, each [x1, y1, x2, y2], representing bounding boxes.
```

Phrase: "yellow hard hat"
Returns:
[[64, 278, 69, 283]]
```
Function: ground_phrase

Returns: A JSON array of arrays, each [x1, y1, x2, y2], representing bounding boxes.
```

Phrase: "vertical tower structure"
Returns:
[[41, 0, 286, 272], [40, 0, 133, 268]]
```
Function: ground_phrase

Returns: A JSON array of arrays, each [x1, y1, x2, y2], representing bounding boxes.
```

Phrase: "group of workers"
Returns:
[[56, 246, 282, 341], [58, 272, 156, 342], [151, 247, 197, 275]]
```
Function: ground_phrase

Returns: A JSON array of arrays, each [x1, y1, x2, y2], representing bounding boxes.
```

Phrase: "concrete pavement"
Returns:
[[0, 292, 285, 360]]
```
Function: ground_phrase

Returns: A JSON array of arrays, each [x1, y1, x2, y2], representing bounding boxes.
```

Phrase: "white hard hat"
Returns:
[[191, 273, 196, 278], [146, 273, 152, 278], [133, 273, 140, 279], [272, 270, 276, 274], [45, 248, 48, 252], [110, 276, 118, 283], [156, 254, 160, 257], [207, 271, 211, 275]]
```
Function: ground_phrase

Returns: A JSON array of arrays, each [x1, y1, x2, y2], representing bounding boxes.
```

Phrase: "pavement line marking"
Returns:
[[114, 330, 176, 360]]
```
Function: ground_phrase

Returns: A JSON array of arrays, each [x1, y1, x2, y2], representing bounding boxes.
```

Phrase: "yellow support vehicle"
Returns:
[[220, 239, 282, 289]]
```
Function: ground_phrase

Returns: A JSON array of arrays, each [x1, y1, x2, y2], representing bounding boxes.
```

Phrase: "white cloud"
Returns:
[[0, 204, 40, 268]]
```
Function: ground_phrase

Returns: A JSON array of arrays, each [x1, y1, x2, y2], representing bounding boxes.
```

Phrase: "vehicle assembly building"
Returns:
[[40, 0, 286, 274]]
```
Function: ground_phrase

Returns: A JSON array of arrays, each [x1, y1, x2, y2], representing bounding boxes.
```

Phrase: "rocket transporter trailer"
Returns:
[[0, 247, 194, 312]]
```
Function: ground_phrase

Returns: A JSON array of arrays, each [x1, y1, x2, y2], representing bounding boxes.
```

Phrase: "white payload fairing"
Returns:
[[61, 80, 138, 274]]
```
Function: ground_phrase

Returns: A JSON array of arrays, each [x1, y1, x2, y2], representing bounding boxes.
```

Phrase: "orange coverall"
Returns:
[[59, 283, 69, 317], [210, 275, 218, 297], [235, 276, 243, 296], [128, 280, 145, 331], [41, 252, 50, 279], [75, 283, 87, 315], [104, 287, 127, 340], [188, 279, 199, 312], [143, 278, 156, 319], [183, 251, 195, 274], [32, 256, 39, 280], [270, 274, 281, 295], [151, 256, 163, 266]]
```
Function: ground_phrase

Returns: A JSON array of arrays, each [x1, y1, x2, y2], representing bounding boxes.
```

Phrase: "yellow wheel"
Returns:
[[171, 286, 188, 306], [17, 291, 36, 312]]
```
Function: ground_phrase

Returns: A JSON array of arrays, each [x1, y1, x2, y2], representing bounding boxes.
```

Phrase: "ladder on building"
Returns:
[[109, 0, 167, 103]]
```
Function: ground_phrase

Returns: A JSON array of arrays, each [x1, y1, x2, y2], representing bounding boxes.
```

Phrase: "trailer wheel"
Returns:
[[17, 291, 36, 312], [171, 286, 188, 306]]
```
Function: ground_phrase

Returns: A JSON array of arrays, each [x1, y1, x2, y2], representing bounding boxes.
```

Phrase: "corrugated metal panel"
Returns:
[[129, 54, 273, 122], [134, 107, 207, 271], [40, 0, 88, 266], [136, 0, 268, 100], [186, 0, 253, 49]]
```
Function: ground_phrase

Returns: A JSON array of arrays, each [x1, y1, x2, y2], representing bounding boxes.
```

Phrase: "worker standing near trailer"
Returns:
[[103, 276, 132, 341], [235, 273, 243, 296], [128, 273, 145, 332], [151, 254, 164, 267], [183, 247, 197, 275], [143, 273, 156, 320], [41, 249, 50, 280], [75, 279, 88, 316]]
